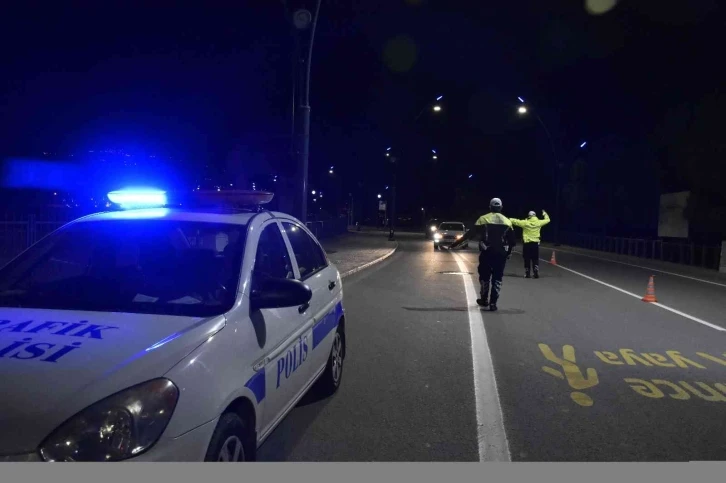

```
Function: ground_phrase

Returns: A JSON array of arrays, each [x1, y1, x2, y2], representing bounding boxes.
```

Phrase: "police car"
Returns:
[[0, 189, 346, 462]]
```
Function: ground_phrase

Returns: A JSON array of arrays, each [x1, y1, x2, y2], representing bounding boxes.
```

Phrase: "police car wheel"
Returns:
[[317, 328, 345, 395], [204, 413, 250, 462]]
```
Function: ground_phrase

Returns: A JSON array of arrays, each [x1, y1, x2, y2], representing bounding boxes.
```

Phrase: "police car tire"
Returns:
[[316, 327, 345, 396], [204, 412, 251, 462]]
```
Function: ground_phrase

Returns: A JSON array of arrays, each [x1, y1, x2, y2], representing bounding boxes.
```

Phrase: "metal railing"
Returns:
[[0, 211, 350, 267], [558, 232, 722, 270], [305, 217, 349, 240]]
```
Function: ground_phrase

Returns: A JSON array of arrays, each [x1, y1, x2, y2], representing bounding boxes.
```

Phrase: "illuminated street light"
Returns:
[[329, 169, 334, 174], [580, 141, 587, 148], [433, 105, 442, 112], [432, 155, 438, 160], [468, 174, 473, 179], [377, 194, 382, 199], [311, 190, 316, 195], [518, 105, 528, 114], [436, 95, 443, 101], [518, 96, 525, 103]]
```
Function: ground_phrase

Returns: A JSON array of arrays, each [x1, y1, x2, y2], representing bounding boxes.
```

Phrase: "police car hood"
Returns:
[[0, 308, 225, 455]]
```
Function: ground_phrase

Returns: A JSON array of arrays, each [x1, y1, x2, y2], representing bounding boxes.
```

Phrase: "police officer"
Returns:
[[450, 198, 516, 311], [510, 210, 550, 279]]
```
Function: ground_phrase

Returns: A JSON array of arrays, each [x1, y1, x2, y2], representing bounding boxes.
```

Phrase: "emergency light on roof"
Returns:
[[107, 189, 167, 209]]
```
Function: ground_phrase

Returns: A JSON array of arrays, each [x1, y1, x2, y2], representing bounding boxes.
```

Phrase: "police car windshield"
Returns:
[[439, 223, 464, 231], [0, 219, 247, 317]]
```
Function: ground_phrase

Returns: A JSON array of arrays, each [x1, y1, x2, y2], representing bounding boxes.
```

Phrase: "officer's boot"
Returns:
[[489, 280, 501, 312], [533, 265, 540, 279], [525, 269, 531, 279], [477, 280, 490, 307]]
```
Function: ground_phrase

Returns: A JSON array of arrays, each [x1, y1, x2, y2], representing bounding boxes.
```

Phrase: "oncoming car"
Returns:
[[0, 190, 347, 462], [433, 222, 467, 250]]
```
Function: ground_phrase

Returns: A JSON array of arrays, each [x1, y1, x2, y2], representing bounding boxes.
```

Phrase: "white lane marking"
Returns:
[[339, 242, 399, 279], [542, 258, 726, 333], [451, 250, 511, 462], [542, 246, 726, 289]]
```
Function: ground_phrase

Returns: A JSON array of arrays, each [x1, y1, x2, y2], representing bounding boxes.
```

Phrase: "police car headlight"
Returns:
[[39, 378, 179, 462], [430, 226, 437, 232], [433, 233, 442, 240], [456, 234, 463, 239]]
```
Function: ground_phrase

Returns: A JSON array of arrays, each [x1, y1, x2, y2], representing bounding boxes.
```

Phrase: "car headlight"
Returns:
[[430, 226, 437, 232], [456, 234, 463, 239], [39, 378, 179, 462], [433, 233, 442, 240]]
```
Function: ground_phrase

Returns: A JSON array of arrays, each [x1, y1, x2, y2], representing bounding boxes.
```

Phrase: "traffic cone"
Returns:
[[550, 251, 557, 265], [642, 276, 657, 303]]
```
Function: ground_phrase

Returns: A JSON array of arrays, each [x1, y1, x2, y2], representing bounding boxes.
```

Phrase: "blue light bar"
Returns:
[[518, 96, 525, 103], [107, 189, 167, 209], [580, 141, 587, 148], [386, 147, 392, 151], [432, 149, 437, 154], [436, 95, 443, 101], [468, 174, 473, 179]]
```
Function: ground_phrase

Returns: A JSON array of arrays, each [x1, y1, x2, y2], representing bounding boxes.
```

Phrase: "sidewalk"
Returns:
[[542, 243, 726, 284], [322, 231, 398, 278]]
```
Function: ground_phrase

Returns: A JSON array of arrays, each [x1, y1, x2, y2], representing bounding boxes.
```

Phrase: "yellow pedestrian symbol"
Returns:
[[539, 343, 599, 407]]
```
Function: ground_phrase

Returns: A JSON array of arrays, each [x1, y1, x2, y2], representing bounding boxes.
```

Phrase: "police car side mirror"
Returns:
[[250, 276, 313, 311]]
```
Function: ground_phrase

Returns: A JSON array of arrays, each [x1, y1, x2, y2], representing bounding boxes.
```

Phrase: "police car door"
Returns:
[[251, 220, 313, 435], [280, 222, 338, 380]]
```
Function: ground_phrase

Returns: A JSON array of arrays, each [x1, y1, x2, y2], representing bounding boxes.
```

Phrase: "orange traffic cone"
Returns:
[[550, 251, 557, 265], [642, 275, 657, 303]]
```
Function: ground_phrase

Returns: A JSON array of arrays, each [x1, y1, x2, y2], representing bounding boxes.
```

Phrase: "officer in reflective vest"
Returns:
[[450, 198, 516, 311], [510, 210, 550, 279]]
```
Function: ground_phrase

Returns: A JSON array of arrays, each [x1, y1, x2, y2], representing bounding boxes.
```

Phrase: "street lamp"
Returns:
[[517, 96, 585, 245], [377, 194, 382, 199], [433, 105, 442, 112], [288, 0, 322, 223]]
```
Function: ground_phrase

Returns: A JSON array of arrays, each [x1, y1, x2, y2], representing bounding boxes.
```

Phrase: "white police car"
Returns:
[[0, 189, 346, 462]]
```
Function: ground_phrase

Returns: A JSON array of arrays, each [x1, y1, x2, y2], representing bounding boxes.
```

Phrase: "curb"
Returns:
[[340, 242, 399, 279]]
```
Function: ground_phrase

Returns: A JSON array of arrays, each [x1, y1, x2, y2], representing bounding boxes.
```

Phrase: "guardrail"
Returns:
[[305, 217, 349, 240], [558, 232, 722, 270], [0, 211, 350, 267]]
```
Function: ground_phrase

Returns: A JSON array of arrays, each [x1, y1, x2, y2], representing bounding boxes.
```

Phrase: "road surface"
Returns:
[[258, 234, 726, 462]]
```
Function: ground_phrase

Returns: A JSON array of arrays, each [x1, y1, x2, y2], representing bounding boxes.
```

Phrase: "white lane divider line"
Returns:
[[543, 246, 726, 289], [542, 258, 726, 333], [451, 250, 511, 462]]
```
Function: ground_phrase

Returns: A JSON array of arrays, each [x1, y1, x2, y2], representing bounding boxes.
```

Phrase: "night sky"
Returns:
[[1, 1, 724, 238]]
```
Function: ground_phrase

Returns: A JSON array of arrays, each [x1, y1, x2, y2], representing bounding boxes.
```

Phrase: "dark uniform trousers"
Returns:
[[478, 248, 508, 305], [522, 242, 540, 273]]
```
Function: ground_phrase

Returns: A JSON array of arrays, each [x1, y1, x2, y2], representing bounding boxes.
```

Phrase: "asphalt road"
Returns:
[[258, 235, 726, 462]]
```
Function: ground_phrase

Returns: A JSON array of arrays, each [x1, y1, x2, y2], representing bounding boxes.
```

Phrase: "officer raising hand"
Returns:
[[450, 198, 516, 311]]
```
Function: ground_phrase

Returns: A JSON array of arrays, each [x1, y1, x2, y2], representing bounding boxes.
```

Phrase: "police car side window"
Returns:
[[281, 222, 327, 280], [255, 223, 294, 280]]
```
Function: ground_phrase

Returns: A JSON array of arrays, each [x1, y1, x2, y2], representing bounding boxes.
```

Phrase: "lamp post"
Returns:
[[517, 97, 562, 243], [288, 0, 321, 223]]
